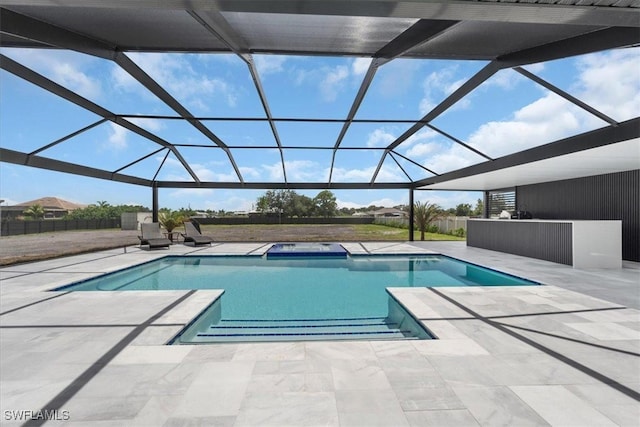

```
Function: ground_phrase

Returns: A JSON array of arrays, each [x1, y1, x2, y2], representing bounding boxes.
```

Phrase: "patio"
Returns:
[[1, 241, 638, 426]]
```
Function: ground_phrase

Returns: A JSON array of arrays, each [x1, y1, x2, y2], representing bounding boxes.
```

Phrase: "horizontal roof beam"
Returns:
[[0, 8, 116, 58], [154, 181, 412, 190], [7, 1, 634, 27], [497, 27, 640, 67]]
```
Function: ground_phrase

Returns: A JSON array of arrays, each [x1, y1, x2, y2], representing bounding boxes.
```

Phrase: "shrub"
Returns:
[[449, 227, 466, 238]]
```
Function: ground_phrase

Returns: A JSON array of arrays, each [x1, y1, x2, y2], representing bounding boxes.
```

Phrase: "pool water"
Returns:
[[57, 255, 537, 343]]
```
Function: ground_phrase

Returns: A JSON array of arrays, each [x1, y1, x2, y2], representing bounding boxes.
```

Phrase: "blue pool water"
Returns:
[[57, 255, 537, 343]]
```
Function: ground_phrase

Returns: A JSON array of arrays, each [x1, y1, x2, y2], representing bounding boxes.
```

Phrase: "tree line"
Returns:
[[255, 190, 338, 218], [19, 191, 483, 221]]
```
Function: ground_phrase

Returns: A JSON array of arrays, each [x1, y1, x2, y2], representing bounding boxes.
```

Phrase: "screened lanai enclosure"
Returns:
[[1, 1, 639, 258]]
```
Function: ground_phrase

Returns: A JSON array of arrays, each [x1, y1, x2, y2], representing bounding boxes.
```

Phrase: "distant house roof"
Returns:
[[15, 197, 86, 211], [372, 208, 406, 217]]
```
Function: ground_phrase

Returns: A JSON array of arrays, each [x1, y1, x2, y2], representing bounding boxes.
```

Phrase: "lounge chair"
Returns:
[[181, 221, 213, 246], [138, 222, 172, 249]]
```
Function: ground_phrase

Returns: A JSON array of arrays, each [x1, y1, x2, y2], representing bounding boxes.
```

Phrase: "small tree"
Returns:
[[454, 203, 472, 216], [473, 198, 484, 217], [413, 201, 443, 241], [158, 210, 184, 233], [313, 190, 338, 218], [23, 204, 45, 220]]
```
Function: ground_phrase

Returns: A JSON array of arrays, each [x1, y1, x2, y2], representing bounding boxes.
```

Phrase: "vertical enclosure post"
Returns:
[[409, 189, 414, 241], [152, 183, 159, 223]]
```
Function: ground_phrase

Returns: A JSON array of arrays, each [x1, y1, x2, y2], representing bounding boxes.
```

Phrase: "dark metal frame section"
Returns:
[[414, 118, 640, 188], [0, 3, 639, 236]]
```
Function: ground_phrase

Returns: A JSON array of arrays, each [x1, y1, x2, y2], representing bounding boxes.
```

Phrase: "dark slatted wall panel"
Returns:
[[467, 221, 573, 265], [487, 189, 516, 218], [517, 169, 639, 262]]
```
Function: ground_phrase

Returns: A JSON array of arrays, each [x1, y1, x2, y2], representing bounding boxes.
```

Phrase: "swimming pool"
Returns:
[[56, 254, 538, 343]]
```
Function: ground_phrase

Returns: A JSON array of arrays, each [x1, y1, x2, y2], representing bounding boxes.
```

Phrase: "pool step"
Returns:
[[190, 317, 416, 343]]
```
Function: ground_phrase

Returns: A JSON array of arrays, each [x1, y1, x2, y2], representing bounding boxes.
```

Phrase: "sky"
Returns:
[[0, 46, 638, 212]]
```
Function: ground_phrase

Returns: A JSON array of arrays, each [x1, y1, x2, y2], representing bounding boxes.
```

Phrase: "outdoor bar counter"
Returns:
[[467, 219, 622, 268]]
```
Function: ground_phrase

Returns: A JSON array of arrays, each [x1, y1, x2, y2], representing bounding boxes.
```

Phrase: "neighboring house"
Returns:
[[371, 208, 407, 218], [352, 208, 407, 218], [4, 197, 86, 219]]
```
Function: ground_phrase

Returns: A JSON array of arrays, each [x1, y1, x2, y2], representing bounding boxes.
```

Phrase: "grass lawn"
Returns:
[[200, 223, 465, 242]]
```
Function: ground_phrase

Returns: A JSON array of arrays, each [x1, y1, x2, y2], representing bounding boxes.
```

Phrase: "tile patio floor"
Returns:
[[0, 241, 638, 426]]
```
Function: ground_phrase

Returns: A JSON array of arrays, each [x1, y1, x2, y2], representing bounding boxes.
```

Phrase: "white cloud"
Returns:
[[204, 194, 255, 212], [401, 128, 440, 154], [160, 156, 238, 182], [286, 160, 325, 181], [452, 49, 640, 160], [368, 197, 404, 207], [107, 123, 128, 149], [421, 145, 485, 173], [5, 49, 102, 100], [335, 199, 363, 209], [405, 141, 439, 158], [111, 64, 137, 91], [239, 166, 261, 179], [291, 63, 350, 102], [254, 55, 287, 76], [331, 164, 404, 183], [331, 166, 374, 182], [467, 92, 583, 157], [194, 165, 237, 182], [523, 62, 545, 74], [263, 160, 328, 181], [418, 65, 475, 116], [352, 58, 371, 76], [320, 65, 349, 102], [415, 191, 483, 209], [262, 162, 285, 180], [170, 188, 214, 198], [483, 68, 526, 91], [573, 47, 640, 122], [53, 62, 102, 100], [367, 128, 396, 147], [376, 59, 421, 98], [127, 117, 165, 132], [395, 128, 485, 174], [122, 53, 239, 112], [419, 66, 457, 115]]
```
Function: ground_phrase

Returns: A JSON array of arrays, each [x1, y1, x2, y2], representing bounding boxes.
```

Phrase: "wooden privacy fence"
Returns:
[[1, 219, 120, 236]]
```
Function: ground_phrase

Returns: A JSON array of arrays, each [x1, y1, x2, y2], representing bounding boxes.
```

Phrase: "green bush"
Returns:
[[450, 227, 466, 238]]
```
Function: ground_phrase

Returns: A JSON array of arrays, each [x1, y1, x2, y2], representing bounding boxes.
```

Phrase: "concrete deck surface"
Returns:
[[0, 241, 638, 426]]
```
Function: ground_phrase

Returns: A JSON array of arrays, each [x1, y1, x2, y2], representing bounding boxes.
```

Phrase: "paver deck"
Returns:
[[1, 241, 638, 426]]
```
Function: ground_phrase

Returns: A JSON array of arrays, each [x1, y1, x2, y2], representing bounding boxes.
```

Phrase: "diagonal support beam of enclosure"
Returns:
[[371, 61, 502, 185], [329, 19, 458, 184], [187, 9, 288, 183], [513, 66, 619, 126], [0, 54, 201, 183], [0, 8, 244, 183]]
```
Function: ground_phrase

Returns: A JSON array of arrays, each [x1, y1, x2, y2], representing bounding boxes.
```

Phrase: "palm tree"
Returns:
[[23, 203, 45, 220], [413, 201, 442, 241], [158, 210, 184, 233]]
